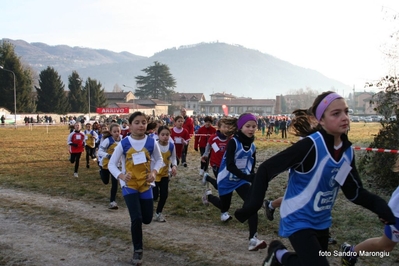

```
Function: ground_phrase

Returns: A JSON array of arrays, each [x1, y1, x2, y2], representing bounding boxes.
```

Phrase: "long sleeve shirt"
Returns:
[[235, 128, 395, 225]]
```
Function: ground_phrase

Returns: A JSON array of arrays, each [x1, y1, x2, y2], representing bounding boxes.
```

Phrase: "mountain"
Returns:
[[4, 38, 351, 99]]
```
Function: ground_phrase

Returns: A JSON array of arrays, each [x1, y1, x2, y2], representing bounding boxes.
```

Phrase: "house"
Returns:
[[196, 92, 276, 115], [200, 97, 276, 116], [0, 107, 10, 117], [104, 91, 135, 106], [354, 92, 376, 114], [109, 99, 169, 116], [170, 93, 206, 114]]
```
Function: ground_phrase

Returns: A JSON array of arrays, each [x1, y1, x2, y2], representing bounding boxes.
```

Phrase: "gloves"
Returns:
[[378, 209, 396, 225], [70, 143, 78, 147], [194, 148, 198, 152]]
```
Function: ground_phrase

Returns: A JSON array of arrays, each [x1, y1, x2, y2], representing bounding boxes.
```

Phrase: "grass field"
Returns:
[[0, 122, 398, 265]]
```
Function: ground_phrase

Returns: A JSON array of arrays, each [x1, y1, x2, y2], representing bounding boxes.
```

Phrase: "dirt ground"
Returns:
[[0, 184, 345, 266], [1, 187, 276, 266]]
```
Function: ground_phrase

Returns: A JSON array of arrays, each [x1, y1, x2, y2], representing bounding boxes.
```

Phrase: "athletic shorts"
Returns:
[[385, 216, 399, 242]]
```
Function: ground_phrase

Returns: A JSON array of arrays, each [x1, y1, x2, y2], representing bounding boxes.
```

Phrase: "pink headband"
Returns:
[[237, 113, 257, 129], [315, 93, 342, 121]]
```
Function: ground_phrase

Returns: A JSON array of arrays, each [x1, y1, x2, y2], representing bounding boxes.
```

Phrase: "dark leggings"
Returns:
[[152, 177, 170, 214], [100, 168, 118, 202], [85, 145, 96, 164], [200, 147, 209, 172], [70, 152, 82, 172], [181, 144, 188, 163], [124, 193, 153, 251], [282, 228, 329, 266], [210, 183, 258, 239], [206, 165, 219, 190]]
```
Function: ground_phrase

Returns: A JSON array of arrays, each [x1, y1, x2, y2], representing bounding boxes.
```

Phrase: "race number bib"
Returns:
[[132, 151, 147, 165]]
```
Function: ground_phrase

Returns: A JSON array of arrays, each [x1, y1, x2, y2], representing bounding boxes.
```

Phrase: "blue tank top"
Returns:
[[279, 131, 353, 237], [217, 137, 255, 196]]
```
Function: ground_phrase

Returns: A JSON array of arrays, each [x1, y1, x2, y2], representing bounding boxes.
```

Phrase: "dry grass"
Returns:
[[0, 122, 397, 265]]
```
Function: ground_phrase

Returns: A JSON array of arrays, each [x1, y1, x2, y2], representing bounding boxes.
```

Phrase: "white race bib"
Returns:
[[334, 161, 352, 186], [236, 158, 247, 169], [132, 151, 147, 165], [211, 142, 220, 152]]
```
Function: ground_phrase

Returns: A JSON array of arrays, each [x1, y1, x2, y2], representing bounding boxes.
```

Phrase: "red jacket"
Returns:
[[67, 131, 85, 153], [183, 116, 194, 136], [171, 127, 190, 159], [208, 132, 231, 167], [194, 125, 216, 149]]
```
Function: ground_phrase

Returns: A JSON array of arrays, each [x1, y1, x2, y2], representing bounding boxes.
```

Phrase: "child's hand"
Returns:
[[171, 166, 177, 176], [201, 156, 208, 163], [146, 170, 156, 183], [119, 173, 131, 182]]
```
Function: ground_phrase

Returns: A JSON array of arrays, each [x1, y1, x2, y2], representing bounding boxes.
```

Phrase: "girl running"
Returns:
[[194, 116, 216, 176], [67, 123, 85, 177], [108, 112, 163, 266], [200, 117, 236, 204], [83, 123, 98, 168], [215, 113, 267, 251], [170, 115, 190, 166], [341, 185, 399, 265], [97, 123, 122, 209], [152, 125, 178, 222], [234, 91, 395, 266]]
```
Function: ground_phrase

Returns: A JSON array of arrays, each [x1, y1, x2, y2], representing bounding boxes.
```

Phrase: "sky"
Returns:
[[2, 0, 399, 97]]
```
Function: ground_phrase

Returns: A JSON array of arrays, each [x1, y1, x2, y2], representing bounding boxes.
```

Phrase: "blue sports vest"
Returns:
[[279, 131, 353, 237], [217, 137, 255, 196]]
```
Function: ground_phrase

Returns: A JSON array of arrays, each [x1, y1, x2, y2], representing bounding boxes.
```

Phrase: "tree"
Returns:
[[286, 87, 319, 112], [87, 78, 108, 112], [113, 83, 122, 92], [68, 71, 85, 113], [135, 61, 176, 100], [36, 66, 69, 114], [357, 8, 399, 191], [358, 77, 399, 190], [0, 40, 36, 113]]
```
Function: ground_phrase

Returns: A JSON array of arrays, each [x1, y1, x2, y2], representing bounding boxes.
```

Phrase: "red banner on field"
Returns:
[[96, 107, 129, 114]]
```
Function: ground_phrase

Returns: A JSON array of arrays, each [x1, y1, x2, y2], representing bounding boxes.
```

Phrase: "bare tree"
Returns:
[[113, 83, 122, 92]]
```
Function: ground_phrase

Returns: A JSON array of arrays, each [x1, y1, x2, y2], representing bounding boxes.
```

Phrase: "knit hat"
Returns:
[[237, 113, 257, 129]]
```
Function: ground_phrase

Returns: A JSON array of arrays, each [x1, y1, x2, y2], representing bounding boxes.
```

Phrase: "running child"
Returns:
[[152, 125, 178, 222], [83, 122, 98, 168], [67, 123, 85, 177], [200, 117, 236, 205], [215, 113, 267, 251], [95, 123, 107, 161], [149, 120, 163, 141], [120, 119, 130, 139], [97, 123, 122, 209], [170, 115, 190, 166], [234, 91, 395, 266], [108, 111, 163, 266], [194, 116, 216, 176], [341, 185, 399, 265], [145, 121, 158, 139]]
